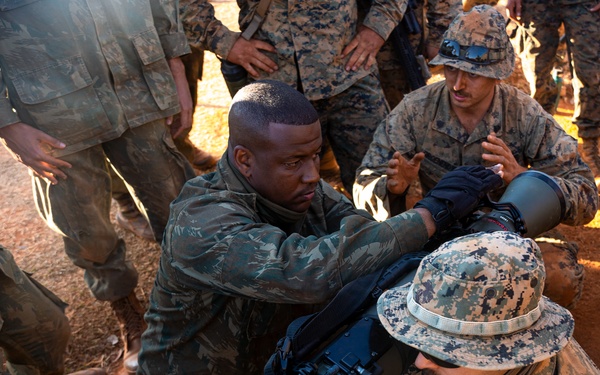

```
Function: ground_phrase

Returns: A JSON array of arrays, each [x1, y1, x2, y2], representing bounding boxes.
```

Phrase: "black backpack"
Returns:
[[264, 251, 427, 375]]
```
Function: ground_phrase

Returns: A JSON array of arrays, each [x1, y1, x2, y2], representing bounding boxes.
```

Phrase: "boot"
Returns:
[[68, 369, 107, 375], [110, 292, 147, 374], [113, 194, 154, 241], [580, 137, 600, 179], [192, 148, 218, 169]]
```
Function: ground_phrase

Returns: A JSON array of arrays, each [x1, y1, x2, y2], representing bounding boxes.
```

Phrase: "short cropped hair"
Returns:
[[228, 80, 319, 150]]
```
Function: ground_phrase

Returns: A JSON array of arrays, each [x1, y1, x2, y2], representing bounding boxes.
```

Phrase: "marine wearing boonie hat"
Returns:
[[429, 4, 515, 80], [376, 231, 574, 370]]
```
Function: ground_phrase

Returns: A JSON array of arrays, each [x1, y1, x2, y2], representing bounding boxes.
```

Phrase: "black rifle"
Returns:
[[389, 0, 427, 91]]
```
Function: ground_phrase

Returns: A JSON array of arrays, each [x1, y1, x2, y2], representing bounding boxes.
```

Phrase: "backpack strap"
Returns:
[[241, 0, 273, 40], [264, 251, 428, 375]]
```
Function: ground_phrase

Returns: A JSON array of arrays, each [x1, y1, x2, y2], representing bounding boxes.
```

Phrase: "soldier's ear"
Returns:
[[233, 145, 253, 178]]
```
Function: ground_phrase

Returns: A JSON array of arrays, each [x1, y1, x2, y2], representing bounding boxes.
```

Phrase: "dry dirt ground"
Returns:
[[0, 1, 599, 373]]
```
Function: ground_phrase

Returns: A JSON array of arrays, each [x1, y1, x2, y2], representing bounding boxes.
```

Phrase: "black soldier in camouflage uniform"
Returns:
[[354, 5, 598, 309], [378, 231, 600, 374], [138, 80, 502, 374]]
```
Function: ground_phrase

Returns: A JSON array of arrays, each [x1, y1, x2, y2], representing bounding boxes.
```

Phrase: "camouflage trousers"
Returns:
[[32, 120, 196, 302], [311, 73, 390, 192], [513, 0, 600, 138], [536, 228, 584, 309], [0, 246, 70, 375], [380, 67, 413, 110]]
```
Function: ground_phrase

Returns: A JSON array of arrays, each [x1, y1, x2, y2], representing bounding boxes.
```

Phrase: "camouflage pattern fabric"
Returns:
[[535, 228, 584, 310], [0, 0, 190, 157], [401, 338, 600, 374], [512, 0, 600, 137], [0, 0, 196, 302], [355, 81, 597, 226], [378, 232, 600, 374], [32, 121, 195, 302], [373, 0, 463, 108], [0, 245, 70, 375], [180, 0, 407, 101], [429, 5, 515, 80], [378, 232, 573, 370], [180, 0, 399, 191], [354, 81, 597, 307], [311, 73, 389, 192], [138, 153, 432, 375]]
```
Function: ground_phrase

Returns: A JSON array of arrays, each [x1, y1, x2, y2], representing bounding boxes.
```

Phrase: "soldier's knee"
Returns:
[[537, 239, 584, 309]]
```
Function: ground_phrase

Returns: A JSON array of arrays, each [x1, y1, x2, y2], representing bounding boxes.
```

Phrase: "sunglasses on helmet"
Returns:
[[439, 39, 505, 65], [420, 350, 460, 369]]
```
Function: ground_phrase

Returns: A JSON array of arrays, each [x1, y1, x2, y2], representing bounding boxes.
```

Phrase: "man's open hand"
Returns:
[[0, 122, 71, 185]]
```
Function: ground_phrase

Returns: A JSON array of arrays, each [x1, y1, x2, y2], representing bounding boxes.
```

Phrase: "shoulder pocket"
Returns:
[[11, 55, 93, 105], [131, 28, 177, 110], [131, 28, 166, 65], [9, 55, 113, 147]]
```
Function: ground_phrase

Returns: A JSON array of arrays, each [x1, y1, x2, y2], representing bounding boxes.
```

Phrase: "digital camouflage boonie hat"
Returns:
[[429, 4, 515, 80], [377, 231, 574, 370]]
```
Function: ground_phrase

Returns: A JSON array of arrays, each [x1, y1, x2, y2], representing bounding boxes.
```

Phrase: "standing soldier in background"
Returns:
[[180, 0, 407, 194], [0, 1, 196, 373], [0, 245, 105, 375], [506, 0, 600, 177]]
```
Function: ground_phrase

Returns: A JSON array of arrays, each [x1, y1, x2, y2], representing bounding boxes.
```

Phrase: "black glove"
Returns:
[[414, 165, 503, 232]]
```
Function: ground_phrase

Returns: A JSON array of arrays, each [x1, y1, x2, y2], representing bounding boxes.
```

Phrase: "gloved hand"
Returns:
[[414, 165, 503, 232]]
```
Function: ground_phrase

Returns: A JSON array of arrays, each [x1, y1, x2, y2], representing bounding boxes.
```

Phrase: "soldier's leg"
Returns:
[[103, 119, 196, 245], [535, 229, 584, 309], [563, 1, 600, 177], [103, 121, 194, 373], [518, 0, 562, 114], [0, 246, 70, 375], [110, 167, 154, 241], [31, 146, 138, 302], [312, 73, 389, 194]]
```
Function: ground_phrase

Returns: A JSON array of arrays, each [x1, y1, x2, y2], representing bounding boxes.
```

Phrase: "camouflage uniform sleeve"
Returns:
[[165, 195, 429, 305], [149, 0, 191, 58], [362, 0, 409, 40], [0, 75, 20, 128], [425, 0, 462, 49], [354, 99, 416, 221], [179, 0, 240, 59], [523, 112, 598, 226]]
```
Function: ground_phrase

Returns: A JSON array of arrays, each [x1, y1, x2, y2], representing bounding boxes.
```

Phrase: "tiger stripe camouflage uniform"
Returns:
[[0, 245, 70, 375], [0, 0, 196, 303], [138, 154, 433, 375], [180, 0, 406, 191], [354, 81, 598, 308]]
